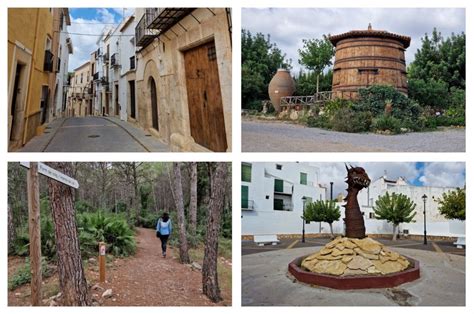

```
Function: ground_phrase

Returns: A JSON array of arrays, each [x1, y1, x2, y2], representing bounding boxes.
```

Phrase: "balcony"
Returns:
[[103, 53, 109, 63], [56, 57, 61, 73], [95, 48, 101, 59], [93, 72, 99, 81], [242, 200, 255, 211], [43, 50, 54, 72], [135, 8, 195, 48], [111, 53, 119, 67], [100, 77, 109, 85]]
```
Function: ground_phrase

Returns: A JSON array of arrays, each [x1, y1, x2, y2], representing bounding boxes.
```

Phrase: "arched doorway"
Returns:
[[149, 77, 159, 130]]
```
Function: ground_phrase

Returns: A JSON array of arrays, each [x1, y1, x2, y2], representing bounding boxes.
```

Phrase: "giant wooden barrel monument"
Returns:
[[329, 24, 411, 99]]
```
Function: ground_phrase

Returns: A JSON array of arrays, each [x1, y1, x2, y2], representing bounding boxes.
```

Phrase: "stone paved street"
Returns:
[[242, 120, 466, 152], [242, 245, 465, 306], [18, 116, 169, 152]]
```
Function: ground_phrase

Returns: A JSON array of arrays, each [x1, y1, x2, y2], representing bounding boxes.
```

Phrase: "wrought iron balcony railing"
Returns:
[[111, 53, 119, 67]]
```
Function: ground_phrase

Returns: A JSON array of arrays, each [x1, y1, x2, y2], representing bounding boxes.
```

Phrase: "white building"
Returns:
[[241, 162, 327, 236], [242, 164, 465, 239], [54, 9, 73, 117]]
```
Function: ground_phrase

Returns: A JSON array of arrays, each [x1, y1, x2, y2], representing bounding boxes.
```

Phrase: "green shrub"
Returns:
[[306, 115, 331, 129], [137, 212, 160, 229], [8, 258, 53, 290], [332, 108, 373, 133], [374, 116, 402, 134], [77, 212, 136, 257], [12, 214, 57, 260], [408, 78, 449, 109], [354, 85, 421, 122], [323, 98, 352, 119], [246, 100, 263, 111]]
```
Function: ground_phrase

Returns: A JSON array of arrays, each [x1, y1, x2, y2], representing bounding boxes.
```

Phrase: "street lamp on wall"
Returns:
[[422, 194, 427, 245]]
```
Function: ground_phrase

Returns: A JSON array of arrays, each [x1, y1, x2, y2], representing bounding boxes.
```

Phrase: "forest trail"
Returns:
[[94, 227, 227, 306]]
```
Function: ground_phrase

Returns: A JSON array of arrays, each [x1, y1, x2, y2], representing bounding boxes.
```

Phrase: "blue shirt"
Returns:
[[156, 218, 172, 235]]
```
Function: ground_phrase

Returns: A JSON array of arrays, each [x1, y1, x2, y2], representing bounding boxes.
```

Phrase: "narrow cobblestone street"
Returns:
[[18, 117, 169, 152]]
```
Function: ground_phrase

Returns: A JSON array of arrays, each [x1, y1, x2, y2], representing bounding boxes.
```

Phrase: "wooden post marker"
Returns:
[[99, 242, 106, 283], [27, 162, 42, 306], [20, 162, 79, 306]]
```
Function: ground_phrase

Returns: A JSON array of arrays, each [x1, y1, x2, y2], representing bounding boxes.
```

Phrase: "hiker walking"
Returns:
[[156, 213, 172, 257]]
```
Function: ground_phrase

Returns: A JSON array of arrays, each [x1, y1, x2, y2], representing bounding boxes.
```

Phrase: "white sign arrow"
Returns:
[[20, 162, 79, 189]]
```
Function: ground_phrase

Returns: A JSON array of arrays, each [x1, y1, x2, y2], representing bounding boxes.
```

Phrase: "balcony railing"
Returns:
[[101, 77, 109, 85], [242, 200, 255, 211], [44, 50, 54, 72], [93, 72, 99, 81], [135, 8, 195, 48], [111, 53, 119, 67]]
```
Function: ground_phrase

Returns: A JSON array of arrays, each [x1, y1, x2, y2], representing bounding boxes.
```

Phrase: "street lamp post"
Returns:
[[422, 194, 427, 245], [302, 197, 306, 243]]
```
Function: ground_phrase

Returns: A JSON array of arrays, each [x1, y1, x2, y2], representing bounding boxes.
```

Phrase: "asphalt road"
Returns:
[[242, 120, 466, 152], [18, 117, 170, 152]]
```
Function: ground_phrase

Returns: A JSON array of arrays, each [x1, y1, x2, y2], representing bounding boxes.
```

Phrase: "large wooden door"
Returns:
[[184, 40, 227, 152]]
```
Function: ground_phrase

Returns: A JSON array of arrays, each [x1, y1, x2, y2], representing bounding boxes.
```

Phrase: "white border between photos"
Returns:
[[0, 0, 471, 313]]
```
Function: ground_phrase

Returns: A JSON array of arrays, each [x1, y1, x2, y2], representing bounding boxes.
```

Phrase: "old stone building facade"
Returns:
[[134, 8, 232, 152]]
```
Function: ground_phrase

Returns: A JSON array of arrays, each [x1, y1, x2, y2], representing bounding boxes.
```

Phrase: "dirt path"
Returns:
[[93, 227, 229, 306], [8, 228, 231, 306]]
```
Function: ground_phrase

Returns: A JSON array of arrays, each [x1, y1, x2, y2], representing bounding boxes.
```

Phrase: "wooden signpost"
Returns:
[[99, 242, 106, 282], [20, 162, 79, 306]]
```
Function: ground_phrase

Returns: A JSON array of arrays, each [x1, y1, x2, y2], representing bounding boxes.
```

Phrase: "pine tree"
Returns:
[[373, 192, 416, 241], [172, 162, 190, 264]]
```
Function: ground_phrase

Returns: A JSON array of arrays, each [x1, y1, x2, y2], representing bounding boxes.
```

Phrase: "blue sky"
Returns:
[[309, 162, 465, 197], [67, 8, 134, 70]]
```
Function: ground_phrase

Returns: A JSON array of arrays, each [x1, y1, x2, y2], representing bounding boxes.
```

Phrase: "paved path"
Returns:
[[18, 117, 169, 152], [242, 246, 465, 306], [242, 120, 465, 152]]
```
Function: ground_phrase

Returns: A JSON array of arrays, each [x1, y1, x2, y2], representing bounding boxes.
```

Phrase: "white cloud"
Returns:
[[307, 162, 464, 198], [242, 8, 465, 74], [67, 9, 125, 71], [419, 162, 465, 188]]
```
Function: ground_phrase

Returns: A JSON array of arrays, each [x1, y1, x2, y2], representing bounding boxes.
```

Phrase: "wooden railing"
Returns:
[[280, 91, 333, 108]]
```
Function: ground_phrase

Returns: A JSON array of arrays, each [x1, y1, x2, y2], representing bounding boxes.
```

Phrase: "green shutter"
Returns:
[[300, 172, 307, 185], [242, 164, 252, 182], [274, 198, 284, 211], [241, 185, 249, 208], [274, 179, 283, 192]]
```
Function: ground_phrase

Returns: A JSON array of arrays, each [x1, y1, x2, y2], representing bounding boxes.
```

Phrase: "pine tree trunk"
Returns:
[[133, 162, 139, 224], [8, 203, 15, 254], [189, 162, 198, 238], [202, 163, 227, 303], [392, 224, 398, 241], [47, 162, 91, 306], [172, 163, 190, 264]]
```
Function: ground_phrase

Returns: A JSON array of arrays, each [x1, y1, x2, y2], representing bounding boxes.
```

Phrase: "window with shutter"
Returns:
[[242, 163, 252, 182]]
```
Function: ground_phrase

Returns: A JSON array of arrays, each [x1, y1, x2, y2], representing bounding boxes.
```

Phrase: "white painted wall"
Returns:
[[241, 162, 327, 235], [55, 13, 72, 117], [242, 165, 465, 238]]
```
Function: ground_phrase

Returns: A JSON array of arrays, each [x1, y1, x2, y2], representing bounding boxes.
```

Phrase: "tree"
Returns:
[[408, 29, 465, 109], [437, 188, 465, 220], [303, 200, 341, 238], [47, 162, 91, 305], [241, 29, 291, 109], [202, 163, 227, 302], [189, 162, 198, 239], [172, 162, 190, 264], [298, 36, 335, 93], [373, 192, 416, 241]]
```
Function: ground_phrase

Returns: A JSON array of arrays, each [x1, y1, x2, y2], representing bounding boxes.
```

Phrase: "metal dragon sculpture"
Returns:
[[343, 164, 371, 238]]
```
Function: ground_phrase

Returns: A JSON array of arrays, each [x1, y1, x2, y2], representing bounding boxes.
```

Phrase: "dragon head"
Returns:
[[345, 164, 371, 190]]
